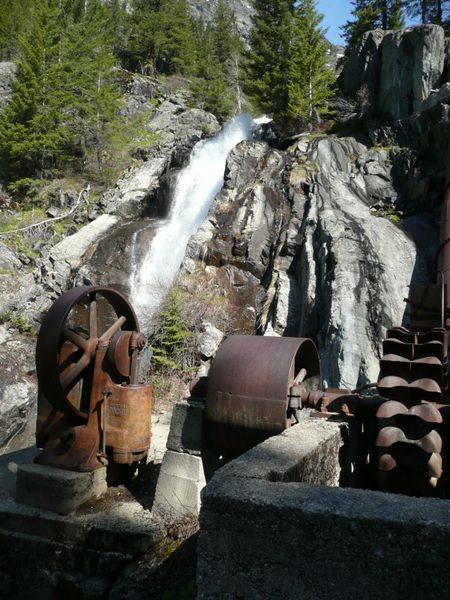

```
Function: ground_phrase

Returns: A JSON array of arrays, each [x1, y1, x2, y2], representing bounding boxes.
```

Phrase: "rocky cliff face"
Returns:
[[340, 25, 448, 122], [183, 133, 434, 388], [187, 0, 254, 43]]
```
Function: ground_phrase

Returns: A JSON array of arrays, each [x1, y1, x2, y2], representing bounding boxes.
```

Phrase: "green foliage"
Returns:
[[244, 0, 294, 120], [192, 1, 243, 117], [0, 0, 121, 186], [192, 26, 234, 117], [151, 288, 195, 375], [288, 0, 335, 121], [342, 1, 406, 51], [245, 0, 334, 123], [0, 0, 33, 60], [406, 0, 449, 29], [0, 311, 35, 334], [126, 0, 199, 75]]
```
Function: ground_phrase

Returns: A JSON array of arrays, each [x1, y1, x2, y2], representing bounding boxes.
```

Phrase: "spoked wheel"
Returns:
[[36, 286, 139, 423]]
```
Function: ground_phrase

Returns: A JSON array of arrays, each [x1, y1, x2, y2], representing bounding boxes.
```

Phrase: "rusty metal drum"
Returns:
[[207, 335, 322, 453]]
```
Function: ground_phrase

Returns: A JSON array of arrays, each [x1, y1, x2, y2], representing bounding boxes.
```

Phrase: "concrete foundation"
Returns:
[[0, 411, 197, 598], [166, 400, 204, 455], [153, 450, 206, 517], [198, 417, 450, 600], [16, 463, 107, 515]]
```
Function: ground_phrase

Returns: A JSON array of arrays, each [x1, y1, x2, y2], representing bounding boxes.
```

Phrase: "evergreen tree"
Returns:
[[0, 0, 120, 184], [212, 0, 244, 113], [153, 0, 199, 75], [151, 288, 194, 373], [0, 0, 69, 180], [192, 23, 234, 117], [126, 0, 198, 75], [288, 0, 334, 121], [0, 0, 33, 60], [126, 0, 160, 73], [244, 0, 294, 119], [406, 0, 450, 28], [342, 0, 405, 51]]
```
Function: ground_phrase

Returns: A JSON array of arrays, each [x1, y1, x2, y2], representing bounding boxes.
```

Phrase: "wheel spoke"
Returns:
[[62, 327, 89, 352], [89, 293, 97, 339], [60, 353, 91, 390], [99, 315, 126, 342]]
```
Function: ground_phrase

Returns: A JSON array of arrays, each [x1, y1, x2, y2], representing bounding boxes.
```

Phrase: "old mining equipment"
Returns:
[[206, 147, 450, 499], [35, 286, 152, 473]]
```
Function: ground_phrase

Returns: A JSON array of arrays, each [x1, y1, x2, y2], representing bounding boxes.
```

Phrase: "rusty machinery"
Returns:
[[206, 148, 450, 499], [35, 286, 152, 473]]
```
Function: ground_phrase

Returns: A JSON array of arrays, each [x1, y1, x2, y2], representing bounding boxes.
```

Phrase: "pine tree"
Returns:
[[244, 0, 294, 119], [153, 0, 199, 75], [406, 0, 450, 28], [0, 0, 120, 185], [126, 0, 160, 73], [0, 0, 69, 181], [342, 1, 405, 51], [192, 23, 234, 117], [288, 0, 335, 122], [212, 0, 244, 113], [151, 288, 194, 373], [0, 0, 33, 60]]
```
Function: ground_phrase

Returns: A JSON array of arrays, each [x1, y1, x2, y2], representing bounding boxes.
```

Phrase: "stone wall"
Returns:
[[198, 418, 450, 600]]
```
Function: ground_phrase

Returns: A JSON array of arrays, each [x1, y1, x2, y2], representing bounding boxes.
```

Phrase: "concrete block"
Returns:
[[153, 450, 206, 517], [197, 416, 450, 599], [16, 463, 107, 515], [166, 400, 205, 455], [217, 418, 346, 486]]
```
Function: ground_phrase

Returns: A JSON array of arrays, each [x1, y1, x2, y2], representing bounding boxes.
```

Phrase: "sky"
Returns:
[[316, 0, 353, 46]]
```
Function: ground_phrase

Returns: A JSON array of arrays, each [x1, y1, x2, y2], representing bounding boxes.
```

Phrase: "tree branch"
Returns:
[[0, 185, 91, 237]]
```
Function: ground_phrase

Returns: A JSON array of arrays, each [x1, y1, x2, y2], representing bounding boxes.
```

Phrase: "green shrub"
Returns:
[[150, 288, 195, 375], [0, 310, 35, 334]]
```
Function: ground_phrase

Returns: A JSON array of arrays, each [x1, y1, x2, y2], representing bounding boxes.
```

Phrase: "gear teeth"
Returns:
[[376, 426, 442, 453], [377, 376, 443, 403], [375, 400, 444, 495], [376, 400, 409, 419], [409, 403, 443, 423]]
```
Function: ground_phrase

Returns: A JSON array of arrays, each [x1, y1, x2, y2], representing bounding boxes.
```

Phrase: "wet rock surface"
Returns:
[[185, 140, 289, 332]]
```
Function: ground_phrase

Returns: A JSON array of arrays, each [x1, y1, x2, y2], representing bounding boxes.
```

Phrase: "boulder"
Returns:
[[0, 326, 36, 451], [0, 242, 21, 271], [102, 158, 168, 217], [338, 29, 386, 108], [196, 322, 224, 359], [380, 25, 445, 121], [339, 25, 447, 122]]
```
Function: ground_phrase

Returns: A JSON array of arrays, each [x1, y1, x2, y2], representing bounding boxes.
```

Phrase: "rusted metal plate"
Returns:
[[207, 336, 321, 453], [105, 384, 152, 464]]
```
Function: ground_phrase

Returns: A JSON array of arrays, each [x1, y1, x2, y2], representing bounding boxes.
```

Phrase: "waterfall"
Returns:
[[130, 113, 261, 330]]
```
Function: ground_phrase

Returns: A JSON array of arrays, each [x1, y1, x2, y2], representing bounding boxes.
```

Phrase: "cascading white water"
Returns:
[[131, 113, 264, 329]]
